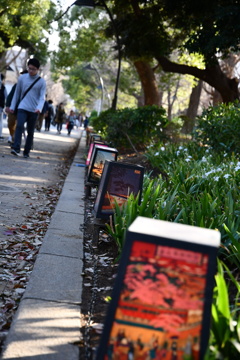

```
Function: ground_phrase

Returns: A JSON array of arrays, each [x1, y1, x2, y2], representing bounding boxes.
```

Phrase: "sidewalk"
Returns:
[[0, 125, 87, 359]]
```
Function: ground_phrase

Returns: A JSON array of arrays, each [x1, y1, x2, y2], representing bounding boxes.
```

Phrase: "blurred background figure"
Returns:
[[55, 102, 65, 134], [78, 112, 84, 128], [35, 97, 49, 131], [0, 74, 8, 140], [67, 109, 75, 136], [44, 99, 55, 131]]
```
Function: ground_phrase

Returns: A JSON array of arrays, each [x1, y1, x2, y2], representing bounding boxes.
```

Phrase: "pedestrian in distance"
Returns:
[[84, 115, 90, 146], [83, 115, 89, 130], [9, 58, 46, 158], [67, 109, 75, 136], [78, 112, 84, 128], [0, 74, 8, 140], [5, 70, 28, 146], [55, 102, 65, 134], [44, 100, 54, 131]]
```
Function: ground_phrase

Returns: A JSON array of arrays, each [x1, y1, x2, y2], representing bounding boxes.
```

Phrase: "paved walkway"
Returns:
[[0, 121, 87, 359]]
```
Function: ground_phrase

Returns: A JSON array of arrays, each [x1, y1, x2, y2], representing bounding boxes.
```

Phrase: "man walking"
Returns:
[[9, 58, 46, 158]]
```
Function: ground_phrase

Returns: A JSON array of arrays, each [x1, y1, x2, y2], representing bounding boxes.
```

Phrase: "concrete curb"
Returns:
[[1, 132, 87, 360]]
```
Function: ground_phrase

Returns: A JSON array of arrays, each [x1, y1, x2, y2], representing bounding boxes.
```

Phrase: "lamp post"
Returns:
[[73, 0, 121, 110], [84, 63, 104, 114]]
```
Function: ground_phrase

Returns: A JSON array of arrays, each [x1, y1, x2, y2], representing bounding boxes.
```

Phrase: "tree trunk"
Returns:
[[156, 55, 239, 104], [182, 80, 203, 134], [211, 55, 239, 105], [134, 60, 161, 106], [167, 76, 181, 120], [212, 90, 222, 106], [186, 80, 202, 120]]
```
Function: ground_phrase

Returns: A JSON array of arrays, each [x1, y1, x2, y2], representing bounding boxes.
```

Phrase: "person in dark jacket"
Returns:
[[0, 74, 8, 140], [55, 102, 65, 134], [44, 100, 54, 131]]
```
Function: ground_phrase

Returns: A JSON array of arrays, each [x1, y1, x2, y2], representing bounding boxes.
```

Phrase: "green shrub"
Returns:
[[105, 142, 240, 355], [106, 177, 162, 257], [145, 143, 240, 267], [90, 106, 169, 152], [204, 260, 240, 359], [193, 102, 240, 153]]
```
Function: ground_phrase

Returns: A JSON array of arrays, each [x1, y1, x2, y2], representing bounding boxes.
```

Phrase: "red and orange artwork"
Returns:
[[105, 241, 208, 359], [90, 151, 116, 181]]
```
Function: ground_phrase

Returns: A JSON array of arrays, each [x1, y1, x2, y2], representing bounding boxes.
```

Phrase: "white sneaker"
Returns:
[[11, 149, 20, 156]]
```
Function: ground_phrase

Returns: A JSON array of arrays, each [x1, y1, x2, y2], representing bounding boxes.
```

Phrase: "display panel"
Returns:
[[94, 161, 144, 218], [90, 133, 102, 144], [86, 141, 107, 166], [87, 145, 118, 185], [95, 217, 220, 360]]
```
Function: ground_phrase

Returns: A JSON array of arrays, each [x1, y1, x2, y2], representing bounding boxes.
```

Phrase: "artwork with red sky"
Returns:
[[101, 241, 209, 359]]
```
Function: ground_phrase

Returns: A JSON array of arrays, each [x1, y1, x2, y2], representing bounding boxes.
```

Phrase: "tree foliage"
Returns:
[[0, 0, 56, 65], [110, 0, 240, 102], [112, 0, 240, 61], [90, 105, 169, 152], [52, 0, 240, 110], [51, 4, 140, 110], [52, 6, 105, 71], [193, 101, 240, 153]]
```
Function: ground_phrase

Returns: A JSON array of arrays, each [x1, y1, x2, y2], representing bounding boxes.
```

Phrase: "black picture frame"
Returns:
[[87, 145, 118, 185], [94, 160, 144, 219], [95, 216, 220, 360], [86, 141, 107, 166], [89, 133, 102, 144]]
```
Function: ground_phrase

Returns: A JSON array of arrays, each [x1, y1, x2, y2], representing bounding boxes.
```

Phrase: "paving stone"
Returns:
[[1, 299, 81, 360]]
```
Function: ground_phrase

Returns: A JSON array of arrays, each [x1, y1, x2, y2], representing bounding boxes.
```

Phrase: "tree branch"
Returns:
[[156, 56, 208, 82], [122, 130, 139, 154], [156, 55, 239, 102]]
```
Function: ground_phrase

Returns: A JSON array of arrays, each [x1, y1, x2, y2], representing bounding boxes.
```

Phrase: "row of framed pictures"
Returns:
[[86, 134, 145, 219], [86, 134, 221, 360]]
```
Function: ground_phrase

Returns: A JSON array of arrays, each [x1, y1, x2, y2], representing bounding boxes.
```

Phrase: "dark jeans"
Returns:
[[57, 122, 63, 132], [45, 116, 51, 131], [13, 109, 38, 155], [68, 123, 74, 134]]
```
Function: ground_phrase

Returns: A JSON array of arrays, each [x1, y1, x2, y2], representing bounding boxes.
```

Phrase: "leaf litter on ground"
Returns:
[[0, 181, 66, 350]]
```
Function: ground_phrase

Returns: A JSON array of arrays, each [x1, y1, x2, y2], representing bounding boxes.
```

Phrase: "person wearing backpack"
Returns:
[[9, 58, 46, 158]]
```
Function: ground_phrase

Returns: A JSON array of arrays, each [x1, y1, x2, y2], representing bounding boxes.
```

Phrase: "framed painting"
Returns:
[[95, 216, 220, 360]]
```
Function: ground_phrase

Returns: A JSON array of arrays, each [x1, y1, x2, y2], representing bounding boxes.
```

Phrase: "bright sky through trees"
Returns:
[[49, 0, 75, 50]]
